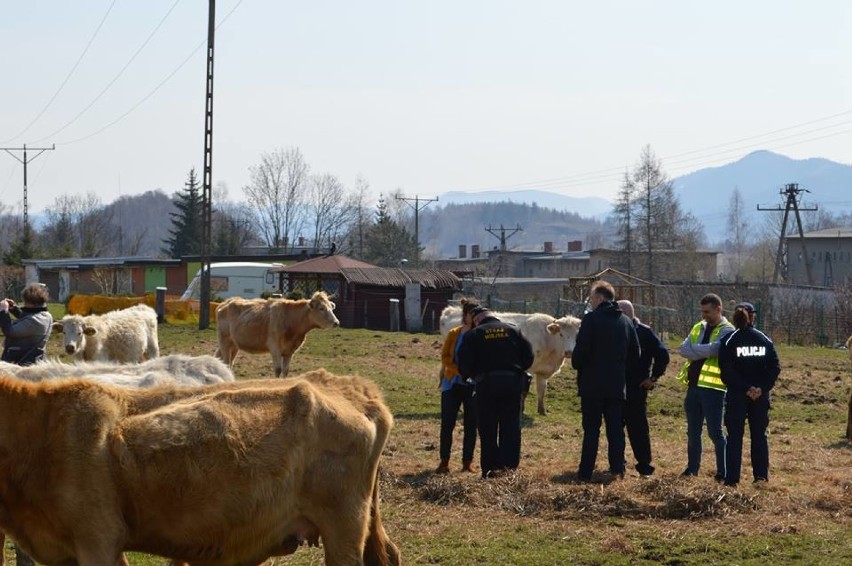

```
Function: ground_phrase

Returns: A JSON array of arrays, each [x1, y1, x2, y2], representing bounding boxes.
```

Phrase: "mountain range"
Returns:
[[436, 151, 852, 249]]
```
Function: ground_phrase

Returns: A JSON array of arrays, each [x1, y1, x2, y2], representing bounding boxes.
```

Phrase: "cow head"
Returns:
[[546, 315, 581, 358], [309, 291, 340, 328], [53, 315, 97, 356]]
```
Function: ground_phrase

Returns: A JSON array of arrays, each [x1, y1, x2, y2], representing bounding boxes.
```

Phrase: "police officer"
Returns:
[[718, 302, 780, 487], [458, 306, 534, 478], [618, 300, 670, 477]]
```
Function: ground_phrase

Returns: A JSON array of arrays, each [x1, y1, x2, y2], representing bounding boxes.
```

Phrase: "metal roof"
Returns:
[[339, 267, 462, 289], [273, 255, 377, 273]]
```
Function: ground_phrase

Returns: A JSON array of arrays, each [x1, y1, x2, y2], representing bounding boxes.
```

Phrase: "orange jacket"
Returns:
[[441, 325, 466, 382]]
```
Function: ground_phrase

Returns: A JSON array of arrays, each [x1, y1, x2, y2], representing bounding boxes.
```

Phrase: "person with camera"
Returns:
[[458, 306, 534, 478], [0, 283, 53, 366]]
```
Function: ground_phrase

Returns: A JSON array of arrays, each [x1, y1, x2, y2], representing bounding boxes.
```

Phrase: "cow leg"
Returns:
[[277, 354, 293, 378], [536, 375, 548, 415], [317, 508, 371, 566]]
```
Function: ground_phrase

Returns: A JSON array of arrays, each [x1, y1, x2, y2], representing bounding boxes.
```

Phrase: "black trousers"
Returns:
[[725, 390, 770, 484], [624, 386, 653, 473], [439, 384, 478, 463], [475, 372, 524, 477], [579, 397, 626, 479]]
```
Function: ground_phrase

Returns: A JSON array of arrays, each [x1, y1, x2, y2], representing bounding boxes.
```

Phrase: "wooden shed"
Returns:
[[275, 256, 461, 331]]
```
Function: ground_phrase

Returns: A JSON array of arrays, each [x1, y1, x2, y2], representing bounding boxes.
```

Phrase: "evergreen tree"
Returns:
[[163, 168, 203, 258], [362, 194, 421, 266]]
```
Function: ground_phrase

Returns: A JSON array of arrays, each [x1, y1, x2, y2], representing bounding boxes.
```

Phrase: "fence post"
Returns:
[[389, 298, 400, 332], [155, 287, 167, 324]]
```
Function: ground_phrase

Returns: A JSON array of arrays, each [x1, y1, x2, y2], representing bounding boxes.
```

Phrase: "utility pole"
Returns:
[[394, 194, 438, 265], [757, 183, 817, 285], [1, 143, 55, 229], [485, 224, 523, 277], [198, 0, 216, 330]]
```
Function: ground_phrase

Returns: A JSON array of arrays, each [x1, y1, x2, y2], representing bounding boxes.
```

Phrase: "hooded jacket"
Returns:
[[571, 300, 641, 400]]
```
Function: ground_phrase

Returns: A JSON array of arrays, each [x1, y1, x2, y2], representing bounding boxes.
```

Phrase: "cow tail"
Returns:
[[363, 467, 401, 566]]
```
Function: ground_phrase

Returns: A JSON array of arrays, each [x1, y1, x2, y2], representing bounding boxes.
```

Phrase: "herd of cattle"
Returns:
[[0, 292, 582, 566]]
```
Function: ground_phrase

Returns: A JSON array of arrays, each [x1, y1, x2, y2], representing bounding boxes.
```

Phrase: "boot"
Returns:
[[462, 460, 474, 473], [435, 459, 450, 474]]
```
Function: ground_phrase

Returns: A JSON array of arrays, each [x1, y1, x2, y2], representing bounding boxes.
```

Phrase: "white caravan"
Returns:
[[180, 262, 283, 301]]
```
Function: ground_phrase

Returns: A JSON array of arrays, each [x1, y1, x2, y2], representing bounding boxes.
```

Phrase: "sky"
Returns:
[[2, 1, 852, 215]]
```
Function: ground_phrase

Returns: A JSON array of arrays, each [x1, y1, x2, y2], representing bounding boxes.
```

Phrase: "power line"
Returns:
[[0, 0, 118, 144], [56, 0, 245, 147], [31, 0, 184, 144]]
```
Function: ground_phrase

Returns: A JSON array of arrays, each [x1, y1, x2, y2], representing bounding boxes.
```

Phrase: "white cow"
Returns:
[[2, 354, 234, 386], [52, 304, 159, 362], [440, 305, 581, 415]]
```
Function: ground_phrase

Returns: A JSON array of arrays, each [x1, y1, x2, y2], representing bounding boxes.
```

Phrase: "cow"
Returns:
[[440, 305, 581, 415], [52, 304, 160, 363], [215, 291, 340, 377], [0, 369, 400, 566], [0, 354, 235, 566], [2, 354, 234, 386]]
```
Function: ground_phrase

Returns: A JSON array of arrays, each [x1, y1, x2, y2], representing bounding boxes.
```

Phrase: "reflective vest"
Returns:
[[677, 320, 733, 391]]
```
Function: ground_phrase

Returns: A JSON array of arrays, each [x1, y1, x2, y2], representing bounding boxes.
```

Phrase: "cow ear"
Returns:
[[546, 322, 560, 335], [84, 326, 98, 336], [52, 322, 65, 333]]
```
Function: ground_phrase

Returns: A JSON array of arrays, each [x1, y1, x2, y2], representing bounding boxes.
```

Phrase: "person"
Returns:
[[571, 281, 640, 482], [458, 305, 534, 478], [617, 300, 670, 477], [435, 298, 480, 474], [677, 293, 734, 480], [718, 302, 780, 487], [0, 283, 52, 566], [0, 282, 53, 366]]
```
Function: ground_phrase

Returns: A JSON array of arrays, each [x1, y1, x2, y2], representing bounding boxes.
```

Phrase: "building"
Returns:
[[785, 227, 852, 286], [274, 255, 462, 331]]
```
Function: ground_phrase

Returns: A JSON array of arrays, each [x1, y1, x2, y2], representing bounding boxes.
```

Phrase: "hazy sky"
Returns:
[[2, 1, 851, 215]]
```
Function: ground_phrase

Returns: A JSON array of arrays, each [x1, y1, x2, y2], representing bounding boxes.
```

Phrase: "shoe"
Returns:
[[753, 477, 768, 483], [461, 461, 475, 473], [434, 459, 450, 474], [714, 474, 725, 483], [610, 471, 625, 481], [636, 464, 655, 477], [576, 472, 593, 483], [680, 469, 698, 477], [724, 480, 738, 487]]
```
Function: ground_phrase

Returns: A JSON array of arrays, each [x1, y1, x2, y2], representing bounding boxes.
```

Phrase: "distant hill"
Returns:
[[439, 189, 613, 219], [672, 151, 852, 243]]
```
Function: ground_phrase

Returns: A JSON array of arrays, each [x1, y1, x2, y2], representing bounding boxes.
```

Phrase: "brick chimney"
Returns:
[[544, 241, 554, 253], [471, 244, 480, 259], [458, 244, 467, 259], [567, 240, 582, 252]]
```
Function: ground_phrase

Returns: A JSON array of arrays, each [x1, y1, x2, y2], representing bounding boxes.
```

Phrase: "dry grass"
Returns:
[[3, 321, 850, 565]]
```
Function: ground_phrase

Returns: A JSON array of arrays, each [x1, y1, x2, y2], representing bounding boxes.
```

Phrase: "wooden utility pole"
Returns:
[[199, 0, 215, 330], [757, 183, 817, 285]]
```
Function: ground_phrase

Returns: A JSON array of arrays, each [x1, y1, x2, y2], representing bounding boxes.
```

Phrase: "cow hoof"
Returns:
[[537, 407, 547, 416]]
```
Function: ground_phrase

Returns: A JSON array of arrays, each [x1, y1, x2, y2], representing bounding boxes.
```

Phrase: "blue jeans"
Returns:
[[684, 386, 726, 477]]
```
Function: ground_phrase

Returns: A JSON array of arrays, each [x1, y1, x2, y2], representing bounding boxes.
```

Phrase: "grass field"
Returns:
[[4, 313, 852, 565]]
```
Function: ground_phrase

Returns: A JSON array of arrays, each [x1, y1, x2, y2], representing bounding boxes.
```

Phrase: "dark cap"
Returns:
[[735, 302, 756, 314]]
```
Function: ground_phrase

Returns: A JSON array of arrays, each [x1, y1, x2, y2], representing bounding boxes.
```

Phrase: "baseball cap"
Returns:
[[735, 302, 756, 313]]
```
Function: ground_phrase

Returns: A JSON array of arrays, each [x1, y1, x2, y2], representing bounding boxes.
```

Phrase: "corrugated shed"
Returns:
[[339, 268, 461, 289], [274, 255, 377, 273]]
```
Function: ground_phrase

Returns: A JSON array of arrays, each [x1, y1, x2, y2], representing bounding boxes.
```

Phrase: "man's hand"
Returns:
[[746, 386, 763, 401], [0, 299, 8, 313], [640, 378, 655, 390]]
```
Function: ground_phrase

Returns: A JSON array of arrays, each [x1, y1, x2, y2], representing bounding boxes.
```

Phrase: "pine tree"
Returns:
[[163, 169, 204, 258]]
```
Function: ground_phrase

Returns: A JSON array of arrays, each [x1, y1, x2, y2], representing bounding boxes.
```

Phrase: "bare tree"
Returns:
[[307, 173, 345, 252], [244, 147, 308, 250], [40, 193, 115, 258], [726, 187, 748, 281]]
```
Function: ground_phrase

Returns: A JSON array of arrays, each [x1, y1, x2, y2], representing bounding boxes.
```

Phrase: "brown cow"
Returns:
[[215, 291, 340, 377], [0, 370, 400, 566]]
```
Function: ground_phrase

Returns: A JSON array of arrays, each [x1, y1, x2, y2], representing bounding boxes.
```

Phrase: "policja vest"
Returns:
[[677, 320, 734, 392]]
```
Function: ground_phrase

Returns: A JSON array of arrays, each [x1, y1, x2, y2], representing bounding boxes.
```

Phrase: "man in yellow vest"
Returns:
[[677, 293, 734, 480]]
